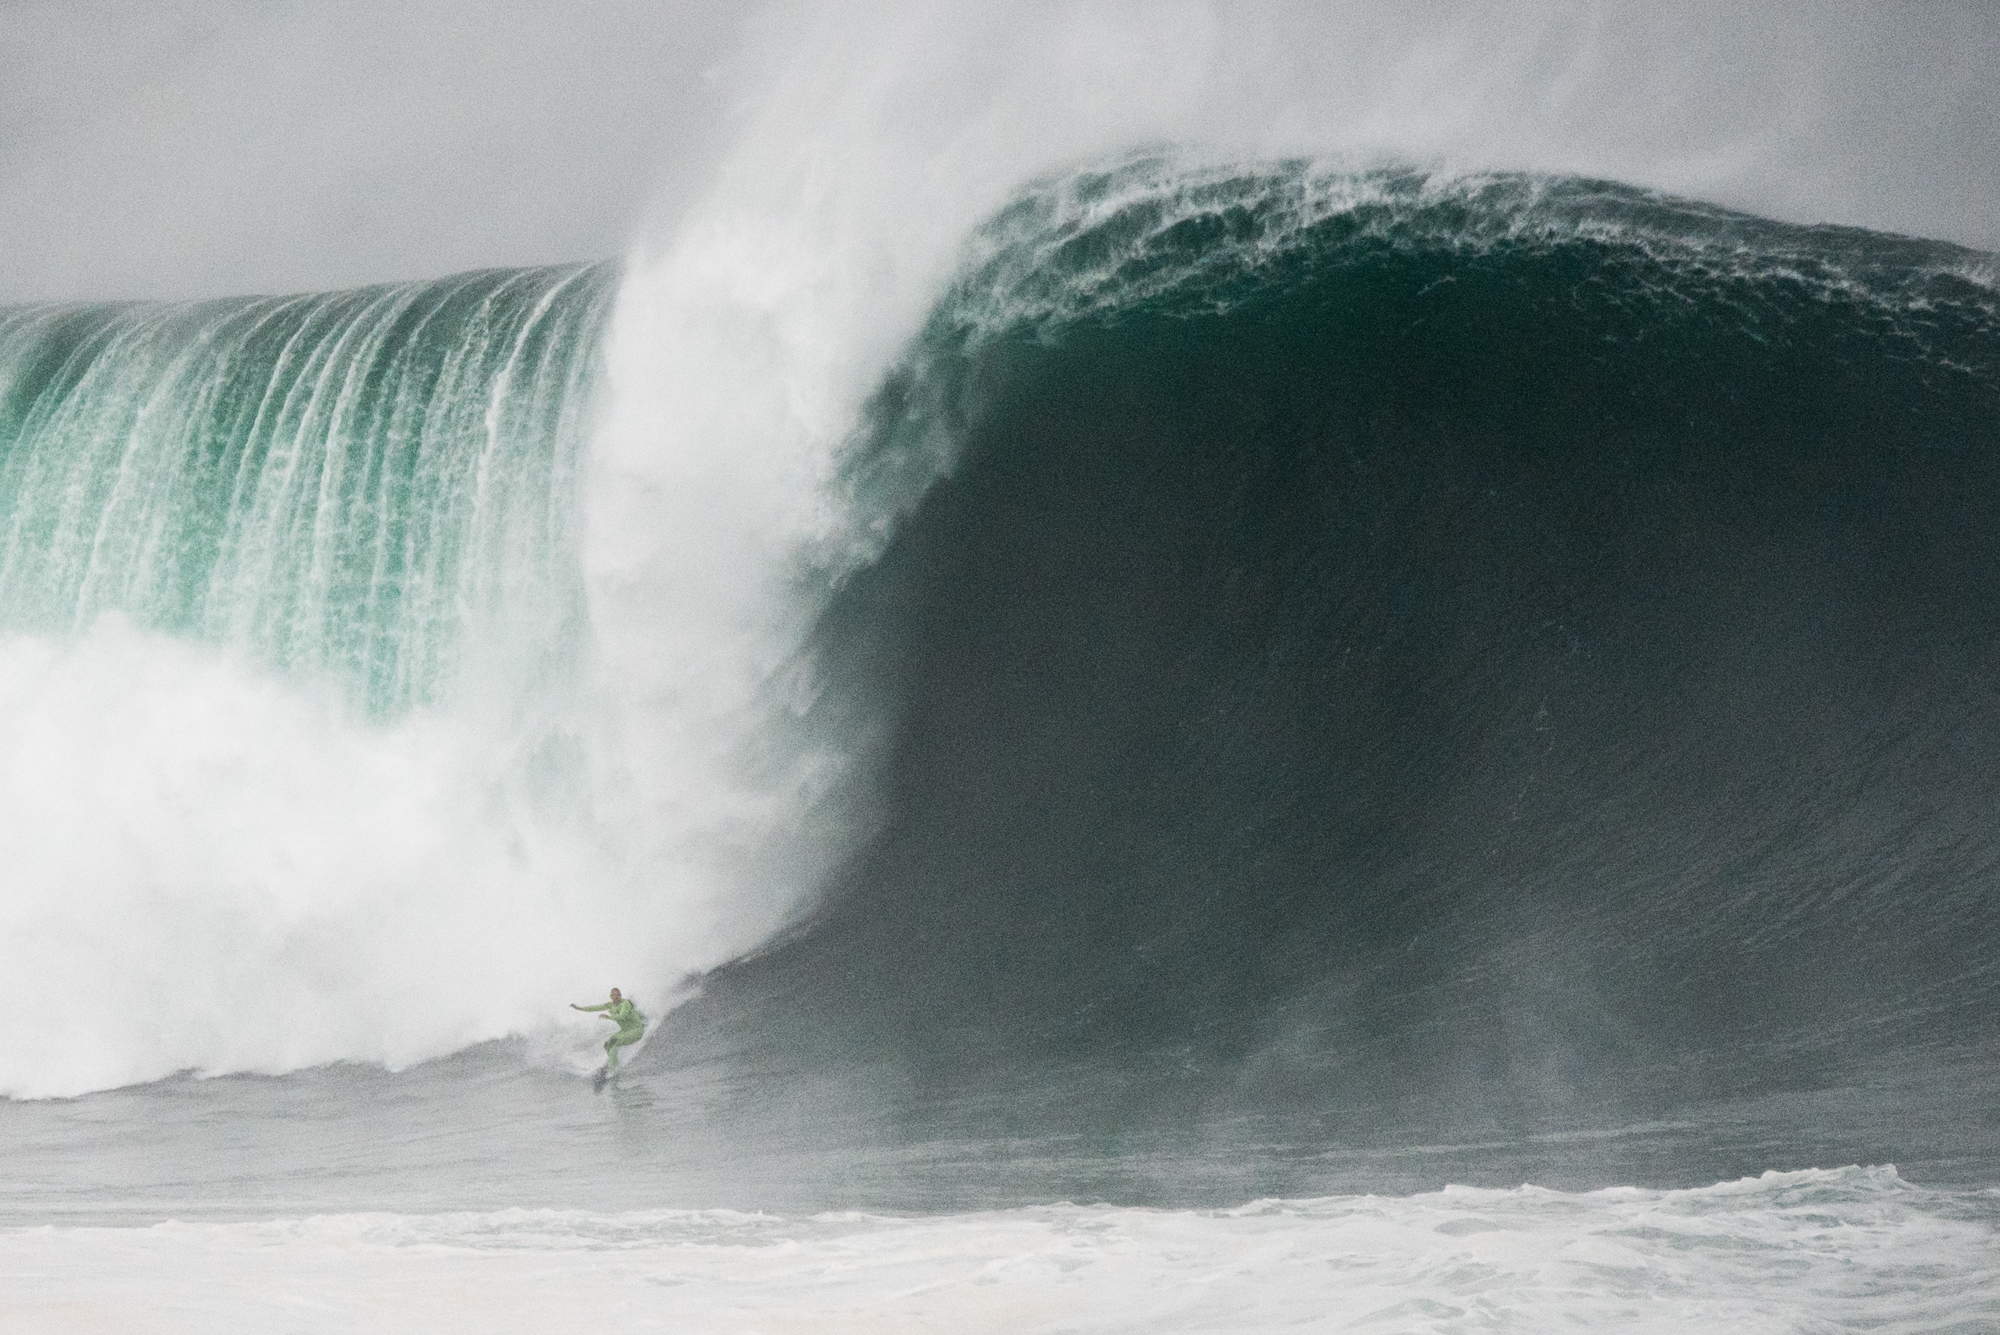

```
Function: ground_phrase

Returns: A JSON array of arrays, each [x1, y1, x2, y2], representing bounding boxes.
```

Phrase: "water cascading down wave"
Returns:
[[0, 266, 602, 711], [0, 258, 889, 1098]]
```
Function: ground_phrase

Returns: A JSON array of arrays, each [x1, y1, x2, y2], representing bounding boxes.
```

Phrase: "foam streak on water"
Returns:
[[1, 1168, 1992, 1334]]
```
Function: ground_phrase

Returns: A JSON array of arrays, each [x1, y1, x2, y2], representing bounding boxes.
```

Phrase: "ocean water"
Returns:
[[2, 159, 1998, 1330], [6, 1169, 1997, 1334]]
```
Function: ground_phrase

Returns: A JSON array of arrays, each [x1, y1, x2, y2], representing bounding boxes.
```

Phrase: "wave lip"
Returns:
[[942, 156, 1998, 342]]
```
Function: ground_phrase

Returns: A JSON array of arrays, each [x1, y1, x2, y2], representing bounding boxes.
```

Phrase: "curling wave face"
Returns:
[[697, 157, 2000, 1139]]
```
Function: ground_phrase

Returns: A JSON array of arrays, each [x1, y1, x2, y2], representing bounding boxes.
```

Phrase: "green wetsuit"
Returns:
[[577, 998, 646, 1067]]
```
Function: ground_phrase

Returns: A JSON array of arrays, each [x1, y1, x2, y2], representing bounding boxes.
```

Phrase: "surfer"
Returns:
[[571, 988, 646, 1069]]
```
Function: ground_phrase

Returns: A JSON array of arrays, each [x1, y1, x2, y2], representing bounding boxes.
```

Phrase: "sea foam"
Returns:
[[2, 1168, 1992, 1334]]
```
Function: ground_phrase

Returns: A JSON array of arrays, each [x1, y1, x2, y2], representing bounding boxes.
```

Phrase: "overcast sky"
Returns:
[[2, 0, 1995, 304], [0, 0, 739, 300]]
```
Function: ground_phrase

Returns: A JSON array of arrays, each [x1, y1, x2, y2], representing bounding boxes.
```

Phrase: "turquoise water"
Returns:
[[0, 264, 611, 715]]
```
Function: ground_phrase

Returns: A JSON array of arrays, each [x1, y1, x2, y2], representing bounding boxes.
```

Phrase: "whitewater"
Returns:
[[5, 4, 2000, 1332], [5, 1169, 1996, 1334]]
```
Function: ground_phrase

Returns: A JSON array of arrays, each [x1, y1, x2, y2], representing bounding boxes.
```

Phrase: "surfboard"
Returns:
[[589, 1032, 649, 1090]]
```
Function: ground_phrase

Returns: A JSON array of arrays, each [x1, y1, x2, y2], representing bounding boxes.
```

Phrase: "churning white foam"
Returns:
[[0, 618, 659, 1098], [2, 1168, 1994, 1334]]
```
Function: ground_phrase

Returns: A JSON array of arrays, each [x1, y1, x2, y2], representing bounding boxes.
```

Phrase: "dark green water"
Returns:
[[697, 163, 2000, 1177]]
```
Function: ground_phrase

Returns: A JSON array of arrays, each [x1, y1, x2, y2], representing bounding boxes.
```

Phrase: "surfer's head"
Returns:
[[609, 988, 622, 1001]]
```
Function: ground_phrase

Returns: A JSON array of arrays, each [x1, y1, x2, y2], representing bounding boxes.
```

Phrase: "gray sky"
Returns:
[[2, 0, 1995, 303], [0, 0, 740, 300]]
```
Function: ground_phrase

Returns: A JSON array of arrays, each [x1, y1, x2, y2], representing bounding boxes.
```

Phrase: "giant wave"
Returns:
[[0, 158, 1996, 1198]]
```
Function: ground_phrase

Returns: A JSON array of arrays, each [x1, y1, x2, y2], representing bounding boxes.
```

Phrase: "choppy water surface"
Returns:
[[5, 1168, 1996, 1333]]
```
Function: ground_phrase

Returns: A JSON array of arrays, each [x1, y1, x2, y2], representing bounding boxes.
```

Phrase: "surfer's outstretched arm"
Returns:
[[572, 1002, 610, 1013]]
